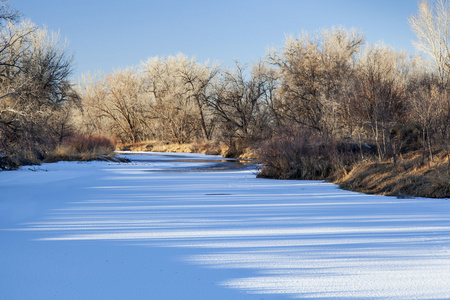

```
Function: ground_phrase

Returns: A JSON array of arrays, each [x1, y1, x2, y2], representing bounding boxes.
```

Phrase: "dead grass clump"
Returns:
[[65, 134, 116, 153], [44, 134, 118, 163], [191, 141, 231, 156]]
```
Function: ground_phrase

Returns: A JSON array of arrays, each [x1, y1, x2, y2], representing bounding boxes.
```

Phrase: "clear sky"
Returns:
[[14, 0, 421, 81]]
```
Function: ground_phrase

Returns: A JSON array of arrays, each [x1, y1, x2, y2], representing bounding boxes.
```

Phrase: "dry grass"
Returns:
[[118, 140, 260, 160], [336, 150, 450, 198], [44, 134, 123, 163], [117, 140, 239, 157], [1, 134, 123, 170]]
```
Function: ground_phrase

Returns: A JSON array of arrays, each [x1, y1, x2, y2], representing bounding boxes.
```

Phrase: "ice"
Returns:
[[1, 152, 449, 299]]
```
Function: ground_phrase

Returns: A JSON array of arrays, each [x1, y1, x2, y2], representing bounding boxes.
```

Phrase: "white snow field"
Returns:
[[1, 152, 450, 299]]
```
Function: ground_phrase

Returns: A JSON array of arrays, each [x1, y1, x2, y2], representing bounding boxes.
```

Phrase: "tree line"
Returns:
[[1, 0, 449, 171], [77, 27, 449, 164]]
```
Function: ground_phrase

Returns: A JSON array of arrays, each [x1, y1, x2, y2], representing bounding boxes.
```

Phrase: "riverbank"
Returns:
[[117, 140, 257, 159], [3, 137, 448, 199], [119, 141, 450, 199], [337, 150, 450, 198]]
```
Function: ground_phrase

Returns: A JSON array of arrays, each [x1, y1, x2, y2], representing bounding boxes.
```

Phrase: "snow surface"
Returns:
[[1, 152, 450, 299]]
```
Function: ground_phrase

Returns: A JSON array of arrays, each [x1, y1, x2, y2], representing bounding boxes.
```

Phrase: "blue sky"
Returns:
[[15, 0, 421, 80]]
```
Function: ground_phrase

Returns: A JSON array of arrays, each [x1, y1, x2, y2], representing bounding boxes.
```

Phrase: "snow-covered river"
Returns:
[[1, 152, 450, 299]]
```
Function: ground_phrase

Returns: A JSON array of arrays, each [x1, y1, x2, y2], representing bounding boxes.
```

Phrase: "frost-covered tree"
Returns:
[[78, 54, 218, 144]]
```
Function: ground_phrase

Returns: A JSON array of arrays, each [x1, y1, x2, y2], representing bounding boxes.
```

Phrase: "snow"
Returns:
[[1, 152, 450, 299]]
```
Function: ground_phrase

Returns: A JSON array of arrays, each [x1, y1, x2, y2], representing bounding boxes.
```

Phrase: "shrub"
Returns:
[[256, 130, 359, 180]]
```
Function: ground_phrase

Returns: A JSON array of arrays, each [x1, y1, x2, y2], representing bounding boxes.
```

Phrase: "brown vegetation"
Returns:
[[116, 139, 259, 159], [44, 134, 121, 163], [256, 129, 358, 180], [337, 150, 450, 198], [256, 132, 449, 198]]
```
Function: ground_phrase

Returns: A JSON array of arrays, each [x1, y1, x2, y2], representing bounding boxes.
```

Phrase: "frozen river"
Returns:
[[1, 152, 450, 299]]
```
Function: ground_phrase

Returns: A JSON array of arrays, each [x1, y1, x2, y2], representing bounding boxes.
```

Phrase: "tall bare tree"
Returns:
[[409, 0, 450, 87], [408, 73, 442, 162]]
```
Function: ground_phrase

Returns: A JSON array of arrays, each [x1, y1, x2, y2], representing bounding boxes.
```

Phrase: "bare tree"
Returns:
[[409, 0, 450, 165], [79, 55, 216, 145], [353, 44, 413, 164], [408, 73, 442, 162], [208, 60, 277, 151], [319, 27, 365, 137], [409, 0, 450, 87], [78, 70, 150, 144], [0, 19, 78, 158], [76, 72, 108, 136], [268, 27, 364, 137], [176, 56, 219, 141], [141, 54, 217, 143], [268, 33, 324, 132]]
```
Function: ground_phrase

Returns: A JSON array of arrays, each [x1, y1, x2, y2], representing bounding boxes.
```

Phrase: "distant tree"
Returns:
[[78, 70, 150, 144], [141, 54, 218, 143], [208, 60, 277, 151], [177, 56, 219, 141], [268, 27, 364, 137]]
